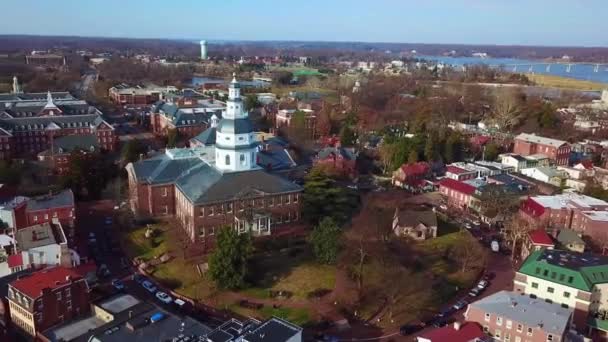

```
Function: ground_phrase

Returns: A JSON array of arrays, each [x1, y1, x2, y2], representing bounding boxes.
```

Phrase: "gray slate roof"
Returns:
[[557, 229, 585, 246], [192, 127, 217, 146], [217, 118, 253, 134], [394, 209, 437, 228], [468, 290, 572, 335], [27, 189, 74, 211], [39, 134, 99, 156]]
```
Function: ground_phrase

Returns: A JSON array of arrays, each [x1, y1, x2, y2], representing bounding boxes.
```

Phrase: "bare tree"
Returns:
[[451, 232, 487, 273], [491, 88, 523, 131], [505, 215, 536, 261]]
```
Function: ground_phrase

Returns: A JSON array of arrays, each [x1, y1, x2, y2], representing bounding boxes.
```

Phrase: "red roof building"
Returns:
[[392, 162, 431, 191], [8, 267, 90, 337], [445, 165, 478, 181], [521, 229, 555, 262], [439, 179, 476, 210], [417, 322, 485, 342]]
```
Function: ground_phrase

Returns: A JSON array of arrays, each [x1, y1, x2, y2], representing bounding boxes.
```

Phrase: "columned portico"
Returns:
[[235, 213, 271, 236]]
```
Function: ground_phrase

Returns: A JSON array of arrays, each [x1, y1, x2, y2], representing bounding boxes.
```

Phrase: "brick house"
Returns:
[[8, 266, 89, 338], [513, 249, 608, 331], [521, 229, 555, 262], [127, 76, 303, 253], [513, 133, 571, 166], [0, 91, 115, 160], [439, 178, 476, 210], [24, 190, 75, 231], [392, 162, 431, 191], [313, 146, 358, 179], [416, 321, 485, 342], [465, 290, 573, 342], [275, 109, 317, 140]]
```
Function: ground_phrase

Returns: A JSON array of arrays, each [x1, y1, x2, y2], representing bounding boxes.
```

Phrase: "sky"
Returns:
[[1, 0, 608, 47]]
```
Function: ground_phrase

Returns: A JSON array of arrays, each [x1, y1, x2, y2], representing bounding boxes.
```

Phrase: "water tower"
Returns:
[[199, 40, 208, 60]]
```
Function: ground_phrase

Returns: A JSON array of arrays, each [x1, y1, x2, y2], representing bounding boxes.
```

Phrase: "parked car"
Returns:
[[111, 279, 125, 291], [477, 280, 489, 289], [134, 274, 147, 284], [491, 240, 500, 252], [438, 307, 455, 317], [142, 280, 157, 293], [104, 217, 113, 225], [469, 287, 481, 297], [452, 300, 468, 311], [464, 223, 472, 230], [400, 323, 424, 336], [472, 220, 481, 226], [156, 291, 173, 304], [98, 264, 111, 278], [432, 317, 453, 328]]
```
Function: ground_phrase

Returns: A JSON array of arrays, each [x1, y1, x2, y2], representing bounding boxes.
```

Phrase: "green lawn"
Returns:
[[122, 225, 169, 261], [229, 304, 312, 326], [152, 257, 218, 301]]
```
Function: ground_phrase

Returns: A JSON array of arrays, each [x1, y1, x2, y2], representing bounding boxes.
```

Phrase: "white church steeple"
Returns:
[[12, 76, 22, 94], [213, 75, 258, 172]]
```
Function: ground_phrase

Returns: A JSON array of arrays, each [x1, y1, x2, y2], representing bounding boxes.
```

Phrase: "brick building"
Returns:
[[520, 193, 608, 242], [37, 134, 100, 175], [127, 76, 302, 252], [392, 162, 431, 191], [0, 89, 115, 159], [465, 290, 573, 342], [513, 249, 608, 332], [513, 133, 571, 166], [149, 94, 225, 139], [439, 178, 476, 209], [8, 266, 89, 338], [108, 83, 172, 105], [275, 109, 317, 139]]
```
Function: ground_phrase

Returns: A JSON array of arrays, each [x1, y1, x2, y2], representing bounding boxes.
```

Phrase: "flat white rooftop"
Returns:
[[50, 315, 106, 341], [533, 193, 608, 210], [99, 294, 140, 314]]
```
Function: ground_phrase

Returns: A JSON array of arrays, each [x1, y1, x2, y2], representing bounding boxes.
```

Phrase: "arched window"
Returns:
[[240, 154, 245, 165], [225, 154, 230, 165]]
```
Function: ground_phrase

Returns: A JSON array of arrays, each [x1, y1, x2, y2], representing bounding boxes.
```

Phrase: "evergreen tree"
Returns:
[[208, 227, 253, 289], [310, 217, 341, 264], [339, 125, 356, 147]]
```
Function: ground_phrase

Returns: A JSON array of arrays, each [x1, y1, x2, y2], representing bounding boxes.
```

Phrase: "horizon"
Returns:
[[1, 0, 608, 48]]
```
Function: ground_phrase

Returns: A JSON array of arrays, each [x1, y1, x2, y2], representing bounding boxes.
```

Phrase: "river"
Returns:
[[420, 55, 608, 84]]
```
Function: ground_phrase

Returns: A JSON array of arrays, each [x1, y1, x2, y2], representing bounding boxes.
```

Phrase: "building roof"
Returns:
[[15, 222, 65, 250], [217, 118, 254, 134], [26, 189, 74, 211], [528, 229, 554, 246], [316, 146, 357, 161], [439, 178, 476, 195], [518, 249, 608, 291], [556, 229, 585, 247], [527, 166, 566, 178], [10, 266, 83, 298], [394, 209, 437, 228], [39, 133, 99, 156], [581, 210, 608, 222], [192, 126, 217, 146], [527, 193, 608, 211], [7, 253, 23, 268], [446, 165, 468, 175], [242, 317, 302, 342], [399, 162, 430, 177], [417, 322, 484, 342], [468, 291, 572, 335], [516, 133, 568, 148]]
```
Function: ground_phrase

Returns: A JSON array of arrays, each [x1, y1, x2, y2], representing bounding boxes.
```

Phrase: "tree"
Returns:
[[310, 217, 341, 264], [483, 142, 500, 162], [444, 132, 464, 163], [424, 133, 440, 162], [244, 94, 261, 111], [121, 140, 146, 164], [339, 125, 356, 147], [407, 150, 419, 164], [166, 129, 179, 148], [378, 143, 397, 174], [504, 215, 535, 261], [491, 88, 523, 130], [287, 110, 308, 144], [316, 106, 332, 137], [61, 150, 116, 200], [0, 161, 22, 185], [208, 227, 253, 289], [450, 232, 487, 273], [302, 168, 359, 225]]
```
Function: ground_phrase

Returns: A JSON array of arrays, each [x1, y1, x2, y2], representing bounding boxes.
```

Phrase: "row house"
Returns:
[[445, 161, 513, 181], [0, 190, 75, 233], [0, 91, 115, 159], [8, 266, 89, 338], [521, 193, 608, 242], [439, 178, 476, 210], [514, 249, 608, 333], [465, 290, 573, 342], [513, 133, 571, 166]]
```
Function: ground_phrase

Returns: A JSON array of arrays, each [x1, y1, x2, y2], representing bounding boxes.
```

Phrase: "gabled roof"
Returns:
[[439, 178, 476, 195], [469, 291, 572, 335], [399, 161, 430, 177], [417, 322, 484, 342], [316, 146, 357, 161], [446, 165, 469, 175], [515, 133, 568, 148], [192, 127, 217, 146], [10, 266, 83, 298], [38, 134, 99, 156], [7, 254, 23, 268], [557, 229, 585, 247]]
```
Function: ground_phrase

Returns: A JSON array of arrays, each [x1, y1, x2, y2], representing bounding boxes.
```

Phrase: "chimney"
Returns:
[[129, 310, 133, 319], [453, 321, 461, 331]]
